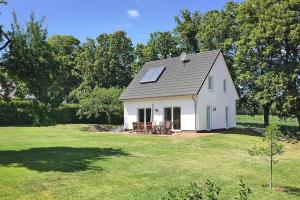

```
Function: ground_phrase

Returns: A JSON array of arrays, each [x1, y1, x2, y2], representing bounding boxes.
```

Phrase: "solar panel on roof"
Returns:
[[140, 66, 165, 83]]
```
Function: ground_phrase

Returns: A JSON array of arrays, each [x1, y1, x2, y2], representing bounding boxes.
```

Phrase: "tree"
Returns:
[[235, 0, 300, 128], [145, 31, 179, 60], [132, 43, 146, 74], [2, 13, 62, 105], [131, 32, 179, 76], [197, 1, 239, 79], [234, 0, 293, 126], [0, 0, 11, 51], [174, 9, 202, 53], [260, 0, 300, 130], [48, 35, 81, 101], [70, 38, 97, 102], [0, 67, 14, 100], [95, 31, 134, 88], [249, 125, 284, 190], [73, 31, 133, 99], [78, 87, 122, 124]]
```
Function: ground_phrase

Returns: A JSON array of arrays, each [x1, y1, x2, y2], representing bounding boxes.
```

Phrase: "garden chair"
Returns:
[[164, 121, 173, 135], [138, 122, 146, 133], [146, 122, 153, 134], [132, 122, 139, 133]]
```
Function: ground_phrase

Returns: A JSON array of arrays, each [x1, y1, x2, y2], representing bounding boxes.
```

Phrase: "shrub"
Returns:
[[0, 99, 122, 125], [164, 179, 221, 200], [164, 180, 251, 200]]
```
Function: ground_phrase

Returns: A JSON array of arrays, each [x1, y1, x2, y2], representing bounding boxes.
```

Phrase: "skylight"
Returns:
[[140, 66, 166, 83]]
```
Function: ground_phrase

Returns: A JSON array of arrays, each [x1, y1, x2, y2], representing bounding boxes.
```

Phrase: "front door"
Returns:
[[206, 106, 212, 130]]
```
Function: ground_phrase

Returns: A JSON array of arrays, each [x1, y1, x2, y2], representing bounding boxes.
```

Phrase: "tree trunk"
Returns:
[[263, 105, 270, 127], [106, 112, 112, 124], [297, 115, 300, 131]]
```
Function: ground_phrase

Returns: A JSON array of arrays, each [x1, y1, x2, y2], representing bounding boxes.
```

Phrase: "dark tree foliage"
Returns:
[[48, 35, 81, 102], [174, 9, 201, 53], [2, 13, 63, 105]]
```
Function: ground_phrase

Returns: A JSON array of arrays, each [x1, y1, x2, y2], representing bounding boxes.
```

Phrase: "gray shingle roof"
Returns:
[[119, 49, 221, 100]]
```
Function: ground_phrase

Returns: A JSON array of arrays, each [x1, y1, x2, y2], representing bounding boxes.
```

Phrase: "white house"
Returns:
[[119, 49, 239, 132]]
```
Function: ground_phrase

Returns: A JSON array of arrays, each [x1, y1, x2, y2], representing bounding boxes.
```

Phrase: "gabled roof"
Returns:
[[119, 49, 221, 100]]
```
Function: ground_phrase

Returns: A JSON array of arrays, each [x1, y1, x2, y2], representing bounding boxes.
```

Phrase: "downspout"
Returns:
[[192, 95, 197, 131]]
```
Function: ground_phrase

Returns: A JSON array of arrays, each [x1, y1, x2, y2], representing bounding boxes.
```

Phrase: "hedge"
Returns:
[[0, 100, 122, 125]]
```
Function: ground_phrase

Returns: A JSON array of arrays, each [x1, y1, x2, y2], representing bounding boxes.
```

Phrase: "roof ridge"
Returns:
[[145, 49, 221, 64]]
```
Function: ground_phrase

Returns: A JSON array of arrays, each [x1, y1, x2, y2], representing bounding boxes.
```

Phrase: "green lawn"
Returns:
[[237, 115, 299, 132], [0, 123, 299, 199]]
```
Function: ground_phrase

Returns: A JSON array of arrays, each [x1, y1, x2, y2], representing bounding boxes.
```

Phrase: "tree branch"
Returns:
[[0, 29, 11, 51]]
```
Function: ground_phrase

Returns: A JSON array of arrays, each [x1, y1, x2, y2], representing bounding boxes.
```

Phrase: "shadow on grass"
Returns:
[[237, 122, 300, 142], [237, 122, 298, 133], [220, 128, 263, 137], [275, 186, 300, 197], [0, 147, 128, 172]]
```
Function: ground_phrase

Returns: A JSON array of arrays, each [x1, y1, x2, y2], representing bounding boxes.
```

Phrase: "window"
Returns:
[[140, 66, 166, 83], [223, 79, 227, 92], [208, 76, 213, 90]]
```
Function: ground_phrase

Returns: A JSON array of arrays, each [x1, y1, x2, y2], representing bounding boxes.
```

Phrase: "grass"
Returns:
[[0, 121, 300, 199], [237, 115, 299, 133]]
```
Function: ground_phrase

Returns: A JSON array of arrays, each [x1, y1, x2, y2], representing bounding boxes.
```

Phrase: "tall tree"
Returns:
[[2, 13, 62, 105], [174, 9, 201, 53], [132, 43, 146, 75], [48, 35, 80, 101], [235, 0, 299, 126], [145, 31, 179, 60], [95, 31, 133, 88], [264, 0, 300, 129], [0, 0, 11, 51], [197, 1, 239, 79], [71, 38, 96, 99], [132, 32, 179, 75], [72, 31, 133, 100]]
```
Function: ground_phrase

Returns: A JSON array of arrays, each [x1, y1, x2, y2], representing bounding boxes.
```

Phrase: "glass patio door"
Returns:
[[173, 107, 181, 130], [164, 108, 172, 123], [164, 107, 181, 130], [138, 108, 151, 125]]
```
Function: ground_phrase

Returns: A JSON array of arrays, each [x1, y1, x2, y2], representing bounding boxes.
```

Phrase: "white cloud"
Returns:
[[126, 9, 140, 18]]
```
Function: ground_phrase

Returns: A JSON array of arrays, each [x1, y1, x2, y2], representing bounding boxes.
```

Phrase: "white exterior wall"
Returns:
[[123, 96, 196, 130], [196, 54, 238, 130]]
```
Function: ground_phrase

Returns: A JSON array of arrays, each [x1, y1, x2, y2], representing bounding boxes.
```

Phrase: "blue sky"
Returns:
[[1, 0, 243, 45]]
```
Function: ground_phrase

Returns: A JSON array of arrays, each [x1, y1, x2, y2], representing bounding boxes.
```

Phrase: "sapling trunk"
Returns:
[[270, 138, 273, 190]]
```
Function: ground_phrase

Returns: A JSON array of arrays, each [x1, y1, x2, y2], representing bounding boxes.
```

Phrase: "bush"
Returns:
[[0, 100, 122, 125], [164, 179, 221, 200], [164, 180, 251, 200]]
